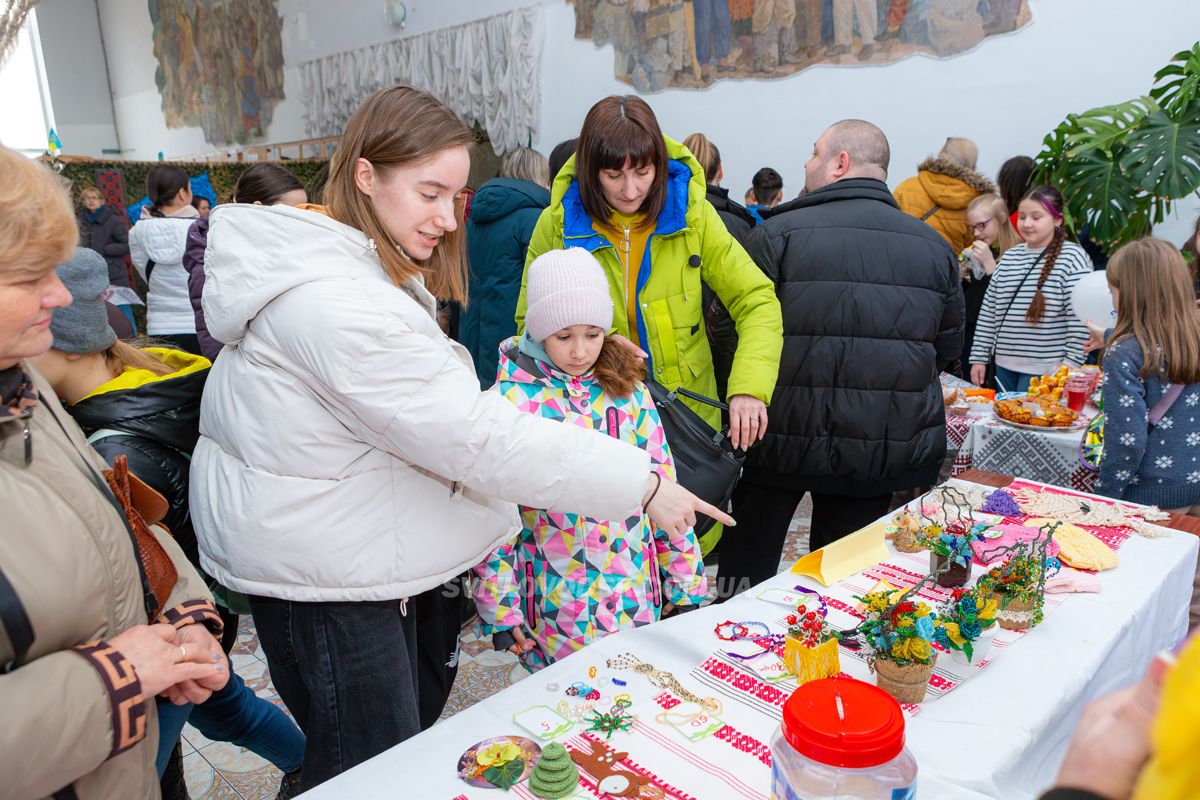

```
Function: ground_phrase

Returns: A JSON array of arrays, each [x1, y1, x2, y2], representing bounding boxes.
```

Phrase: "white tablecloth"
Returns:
[[304, 481, 1198, 800]]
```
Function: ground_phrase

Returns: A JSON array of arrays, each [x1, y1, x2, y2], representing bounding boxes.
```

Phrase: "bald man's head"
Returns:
[[803, 119, 890, 192]]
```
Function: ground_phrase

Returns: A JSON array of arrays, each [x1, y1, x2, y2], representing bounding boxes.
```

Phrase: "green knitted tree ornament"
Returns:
[[528, 742, 580, 799]]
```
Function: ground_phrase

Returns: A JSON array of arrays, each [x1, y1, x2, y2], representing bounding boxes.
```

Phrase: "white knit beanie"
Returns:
[[524, 248, 614, 343]]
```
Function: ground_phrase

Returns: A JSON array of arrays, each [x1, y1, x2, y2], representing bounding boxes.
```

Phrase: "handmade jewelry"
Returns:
[[587, 665, 598, 679], [555, 698, 598, 723], [607, 653, 722, 714], [654, 693, 770, 766], [583, 704, 636, 739], [714, 620, 785, 661]]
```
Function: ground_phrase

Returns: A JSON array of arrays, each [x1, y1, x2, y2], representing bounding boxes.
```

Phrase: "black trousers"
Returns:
[[247, 581, 468, 790], [248, 595, 422, 791], [715, 479, 892, 599]]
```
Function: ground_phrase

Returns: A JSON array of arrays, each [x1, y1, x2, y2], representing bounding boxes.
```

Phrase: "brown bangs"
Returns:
[[576, 95, 669, 229]]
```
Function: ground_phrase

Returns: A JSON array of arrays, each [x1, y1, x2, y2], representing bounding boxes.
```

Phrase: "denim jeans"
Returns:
[[155, 661, 305, 775], [693, 0, 732, 64], [248, 595, 421, 791], [994, 364, 1038, 394]]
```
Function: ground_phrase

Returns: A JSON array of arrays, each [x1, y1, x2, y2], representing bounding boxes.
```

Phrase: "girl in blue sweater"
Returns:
[[1094, 237, 1200, 514]]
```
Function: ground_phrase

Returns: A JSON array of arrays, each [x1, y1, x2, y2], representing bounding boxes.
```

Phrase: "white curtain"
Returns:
[[298, 4, 543, 155]]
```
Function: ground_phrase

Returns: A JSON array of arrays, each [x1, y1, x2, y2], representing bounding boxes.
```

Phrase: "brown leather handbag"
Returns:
[[102, 455, 178, 619]]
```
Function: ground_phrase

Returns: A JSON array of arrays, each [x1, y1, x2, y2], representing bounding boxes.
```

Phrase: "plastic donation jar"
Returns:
[[770, 675, 918, 800]]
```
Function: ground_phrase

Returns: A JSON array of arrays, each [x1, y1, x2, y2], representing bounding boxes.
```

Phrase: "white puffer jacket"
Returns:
[[191, 204, 652, 601], [129, 215, 199, 336]]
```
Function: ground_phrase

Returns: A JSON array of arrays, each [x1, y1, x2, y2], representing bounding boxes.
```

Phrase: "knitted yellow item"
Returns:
[[1026, 518, 1119, 571], [1133, 636, 1200, 800]]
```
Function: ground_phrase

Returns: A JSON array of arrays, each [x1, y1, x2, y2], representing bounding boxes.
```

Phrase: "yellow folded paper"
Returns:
[[791, 520, 893, 586]]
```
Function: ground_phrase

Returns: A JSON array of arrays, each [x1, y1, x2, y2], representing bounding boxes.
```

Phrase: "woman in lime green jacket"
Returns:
[[517, 96, 782, 448]]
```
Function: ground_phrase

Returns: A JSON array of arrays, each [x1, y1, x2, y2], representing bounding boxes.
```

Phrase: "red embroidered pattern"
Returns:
[[697, 657, 789, 708], [653, 692, 772, 766]]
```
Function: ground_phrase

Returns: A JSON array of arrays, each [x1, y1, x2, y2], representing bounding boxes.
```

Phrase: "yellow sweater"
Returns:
[[602, 211, 651, 347]]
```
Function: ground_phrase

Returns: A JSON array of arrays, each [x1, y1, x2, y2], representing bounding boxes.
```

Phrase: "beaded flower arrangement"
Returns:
[[934, 586, 999, 662], [918, 521, 979, 567], [974, 522, 1061, 630], [781, 592, 841, 684], [855, 589, 941, 666]]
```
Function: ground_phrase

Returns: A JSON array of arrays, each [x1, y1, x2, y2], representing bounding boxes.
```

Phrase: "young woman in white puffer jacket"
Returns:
[[191, 86, 731, 792]]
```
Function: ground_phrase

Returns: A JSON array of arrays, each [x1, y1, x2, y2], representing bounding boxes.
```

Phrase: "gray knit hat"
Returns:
[[51, 248, 117, 354], [524, 248, 614, 343]]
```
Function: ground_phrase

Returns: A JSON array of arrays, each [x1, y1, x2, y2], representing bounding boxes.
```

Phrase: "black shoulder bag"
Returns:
[[645, 380, 744, 537]]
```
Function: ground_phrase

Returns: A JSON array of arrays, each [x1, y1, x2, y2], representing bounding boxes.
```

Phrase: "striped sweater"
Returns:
[[968, 241, 1093, 374]]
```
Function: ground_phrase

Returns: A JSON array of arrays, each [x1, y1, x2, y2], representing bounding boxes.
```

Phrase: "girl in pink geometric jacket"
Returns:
[[474, 249, 707, 670]]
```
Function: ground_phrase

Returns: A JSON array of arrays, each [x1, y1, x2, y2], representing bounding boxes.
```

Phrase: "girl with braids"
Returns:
[[969, 186, 1093, 392]]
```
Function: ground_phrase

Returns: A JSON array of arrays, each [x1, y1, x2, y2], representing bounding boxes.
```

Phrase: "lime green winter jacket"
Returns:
[[516, 136, 783, 430]]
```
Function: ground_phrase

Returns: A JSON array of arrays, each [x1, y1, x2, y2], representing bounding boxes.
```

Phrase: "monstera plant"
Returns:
[[1035, 43, 1200, 247]]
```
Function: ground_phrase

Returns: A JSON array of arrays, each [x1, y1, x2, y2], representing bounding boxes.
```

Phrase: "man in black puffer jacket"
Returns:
[[717, 119, 964, 598]]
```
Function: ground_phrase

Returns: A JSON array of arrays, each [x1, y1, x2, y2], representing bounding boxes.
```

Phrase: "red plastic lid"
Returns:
[[782, 676, 906, 769]]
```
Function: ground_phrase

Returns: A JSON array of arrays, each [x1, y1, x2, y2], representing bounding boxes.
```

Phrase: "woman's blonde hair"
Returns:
[[966, 193, 1019, 256], [0, 147, 77, 272], [80, 186, 104, 203], [682, 132, 721, 184], [102, 339, 175, 378], [499, 147, 550, 189], [1103, 237, 1200, 384], [324, 86, 474, 303], [938, 137, 979, 170]]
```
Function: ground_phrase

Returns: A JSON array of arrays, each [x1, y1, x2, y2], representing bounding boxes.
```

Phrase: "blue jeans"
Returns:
[[155, 662, 305, 775], [994, 365, 1038, 394], [248, 595, 422, 791], [694, 0, 732, 64]]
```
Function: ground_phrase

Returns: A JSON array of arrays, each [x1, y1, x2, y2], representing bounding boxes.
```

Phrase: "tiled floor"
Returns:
[[182, 497, 815, 798]]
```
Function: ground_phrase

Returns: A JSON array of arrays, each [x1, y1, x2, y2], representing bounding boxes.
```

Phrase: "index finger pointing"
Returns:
[[697, 500, 735, 527]]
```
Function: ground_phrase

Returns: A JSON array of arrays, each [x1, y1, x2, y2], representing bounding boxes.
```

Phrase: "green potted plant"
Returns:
[[1034, 43, 1200, 248]]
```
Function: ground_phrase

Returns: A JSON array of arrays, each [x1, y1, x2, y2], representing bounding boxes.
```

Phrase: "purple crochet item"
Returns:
[[982, 489, 1022, 517]]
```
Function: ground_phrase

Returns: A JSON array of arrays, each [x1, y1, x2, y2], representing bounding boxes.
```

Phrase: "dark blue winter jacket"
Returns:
[[463, 178, 550, 387]]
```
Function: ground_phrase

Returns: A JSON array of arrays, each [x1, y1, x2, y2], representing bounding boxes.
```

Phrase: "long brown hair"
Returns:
[[967, 194, 1020, 257], [1186, 213, 1200, 293], [324, 86, 473, 302], [1103, 237, 1200, 384], [592, 337, 646, 398], [102, 339, 175, 378], [682, 132, 721, 184], [1022, 186, 1068, 324], [576, 96, 669, 230]]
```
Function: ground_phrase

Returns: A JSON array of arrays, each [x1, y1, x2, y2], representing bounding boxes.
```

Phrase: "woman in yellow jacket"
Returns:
[[517, 96, 782, 448], [893, 137, 998, 252]]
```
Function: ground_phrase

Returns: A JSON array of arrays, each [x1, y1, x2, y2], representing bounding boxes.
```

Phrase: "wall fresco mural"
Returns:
[[149, 0, 286, 145], [572, 0, 1031, 92]]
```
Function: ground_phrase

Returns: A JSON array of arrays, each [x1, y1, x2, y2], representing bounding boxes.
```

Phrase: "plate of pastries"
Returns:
[[993, 394, 1083, 431]]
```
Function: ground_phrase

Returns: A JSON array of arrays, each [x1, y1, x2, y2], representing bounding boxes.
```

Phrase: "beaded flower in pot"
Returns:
[[934, 585, 999, 665], [973, 521, 1060, 631], [919, 521, 982, 588], [855, 589, 942, 704], [782, 594, 841, 684]]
